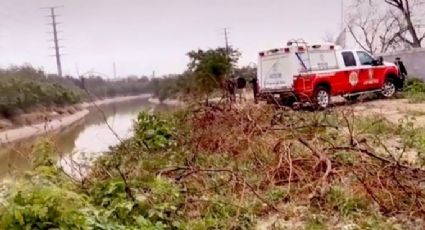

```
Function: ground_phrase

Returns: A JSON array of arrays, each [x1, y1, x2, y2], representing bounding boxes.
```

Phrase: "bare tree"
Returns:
[[322, 31, 336, 43], [347, 3, 402, 54], [349, 0, 425, 53], [384, 0, 425, 47]]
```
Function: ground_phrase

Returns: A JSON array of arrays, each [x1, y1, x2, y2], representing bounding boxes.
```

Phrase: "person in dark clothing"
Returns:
[[395, 57, 407, 89], [395, 57, 408, 76], [236, 77, 247, 102], [250, 77, 259, 104], [225, 78, 236, 102]]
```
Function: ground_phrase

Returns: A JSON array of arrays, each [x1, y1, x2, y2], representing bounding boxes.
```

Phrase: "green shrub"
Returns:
[[134, 112, 175, 151], [404, 78, 425, 103]]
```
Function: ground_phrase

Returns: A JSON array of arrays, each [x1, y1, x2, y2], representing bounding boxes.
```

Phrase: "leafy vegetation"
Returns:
[[147, 47, 256, 103], [78, 75, 151, 99], [0, 66, 82, 118], [404, 78, 425, 103], [2, 104, 425, 229], [0, 65, 155, 119]]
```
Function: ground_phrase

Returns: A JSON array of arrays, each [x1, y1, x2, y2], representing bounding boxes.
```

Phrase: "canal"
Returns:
[[0, 98, 170, 178]]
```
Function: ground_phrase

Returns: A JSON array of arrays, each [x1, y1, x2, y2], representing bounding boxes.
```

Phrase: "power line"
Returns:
[[42, 6, 63, 77]]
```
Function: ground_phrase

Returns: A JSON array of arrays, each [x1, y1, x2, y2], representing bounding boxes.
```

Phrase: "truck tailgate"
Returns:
[[258, 52, 296, 92]]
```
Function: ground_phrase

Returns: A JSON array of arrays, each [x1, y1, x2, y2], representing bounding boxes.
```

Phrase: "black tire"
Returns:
[[381, 79, 396, 98], [314, 86, 331, 109]]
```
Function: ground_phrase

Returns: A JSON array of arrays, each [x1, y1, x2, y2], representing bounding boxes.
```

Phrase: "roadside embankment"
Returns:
[[0, 94, 151, 145], [0, 109, 89, 145], [81, 94, 151, 108], [147, 97, 184, 106]]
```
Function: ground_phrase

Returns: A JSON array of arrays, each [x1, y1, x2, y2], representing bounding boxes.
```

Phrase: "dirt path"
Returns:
[[349, 98, 425, 124]]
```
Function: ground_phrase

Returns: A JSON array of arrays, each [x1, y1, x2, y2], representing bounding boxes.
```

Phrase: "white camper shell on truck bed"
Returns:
[[257, 42, 340, 94]]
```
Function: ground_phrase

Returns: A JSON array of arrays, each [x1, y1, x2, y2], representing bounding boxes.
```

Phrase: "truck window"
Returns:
[[341, 51, 357, 67], [357, 51, 374, 65]]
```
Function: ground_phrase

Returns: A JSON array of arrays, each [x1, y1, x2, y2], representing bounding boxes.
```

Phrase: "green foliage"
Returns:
[[305, 215, 326, 230], [326, 186, 367, 217], [187, 47, 240, 96], [404, 78, 425, 103], [134, 112, 175, 151], [355, 116, 397, 135], [265, 187, 289, 202], [3, 105, 422, 229], [0, 184, 92, 229], [0, 66, 82, 118], [31, 139, 56, 169], [80, 75, 151, 99], [334, 151, 358, 166]]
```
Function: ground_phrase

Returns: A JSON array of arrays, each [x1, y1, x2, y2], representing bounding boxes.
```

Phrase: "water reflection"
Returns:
[[0, 98, 161, 177]]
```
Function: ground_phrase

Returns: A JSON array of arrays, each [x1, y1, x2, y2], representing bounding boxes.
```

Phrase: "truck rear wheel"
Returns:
[[381, 80, 396, 98], [314, 86, 330, 109]]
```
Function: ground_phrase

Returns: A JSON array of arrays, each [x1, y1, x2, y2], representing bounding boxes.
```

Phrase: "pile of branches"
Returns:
[[166, 103, 425, 219]]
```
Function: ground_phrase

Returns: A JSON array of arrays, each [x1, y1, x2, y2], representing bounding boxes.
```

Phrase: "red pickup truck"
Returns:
[[257, 41, 403, 108]]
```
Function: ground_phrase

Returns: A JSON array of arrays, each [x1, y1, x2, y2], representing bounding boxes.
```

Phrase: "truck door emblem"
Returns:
[[349, 71, 358, 86]]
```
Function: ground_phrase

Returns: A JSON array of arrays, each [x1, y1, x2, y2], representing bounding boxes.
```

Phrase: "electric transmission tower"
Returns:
[[42, 6, 63, 77]]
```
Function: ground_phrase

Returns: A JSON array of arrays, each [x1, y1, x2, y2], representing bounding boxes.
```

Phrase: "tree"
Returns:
[[348, 0, 425, 53], [347, 5, 402, 54], [186, 47, 240, 102], [383, 0, 425, 47]]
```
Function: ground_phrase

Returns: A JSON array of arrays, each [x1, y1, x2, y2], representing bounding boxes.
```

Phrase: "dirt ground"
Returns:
[[345, 98, 425, 124]]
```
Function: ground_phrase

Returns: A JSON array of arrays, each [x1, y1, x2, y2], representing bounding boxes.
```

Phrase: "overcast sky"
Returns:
[[0, 0, 345, 77]]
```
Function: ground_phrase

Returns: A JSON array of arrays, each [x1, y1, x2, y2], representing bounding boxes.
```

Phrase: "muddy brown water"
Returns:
[[0, 99, 173, 179]]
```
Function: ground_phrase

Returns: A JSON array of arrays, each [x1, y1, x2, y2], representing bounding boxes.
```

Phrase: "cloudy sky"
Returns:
[[0, 0, 345, 77]]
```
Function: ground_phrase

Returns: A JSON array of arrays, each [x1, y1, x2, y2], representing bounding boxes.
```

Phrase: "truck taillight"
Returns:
[[298, 47, 305, 52], [330, 45, 335, 50], [259, 52, 265, 57], [284, 48, 290, 53]]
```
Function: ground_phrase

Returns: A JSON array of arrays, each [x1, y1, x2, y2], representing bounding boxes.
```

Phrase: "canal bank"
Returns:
[[0, 96, 156, 178], [0, 94, 151, 145]]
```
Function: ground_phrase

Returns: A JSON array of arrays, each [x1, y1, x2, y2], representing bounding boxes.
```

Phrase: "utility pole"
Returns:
[[224, 28, 230, 55], [43, 6, 63, 77], [113, 62, 117, 79], [341, 0, 346, 48]]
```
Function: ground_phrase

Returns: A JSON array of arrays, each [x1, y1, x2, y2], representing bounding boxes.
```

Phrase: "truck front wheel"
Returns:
[[381, 80, 396, 98], [314, 86, 330, 109]]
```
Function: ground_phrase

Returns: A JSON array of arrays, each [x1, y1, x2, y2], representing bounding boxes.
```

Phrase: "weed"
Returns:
[[265, 187, 289, 202], [326, 186, 367, 217], [355, 116, 397, 136], [305, 215, 326, 230], [404, 78, 425, 103], [334, 151, 358, 166]]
